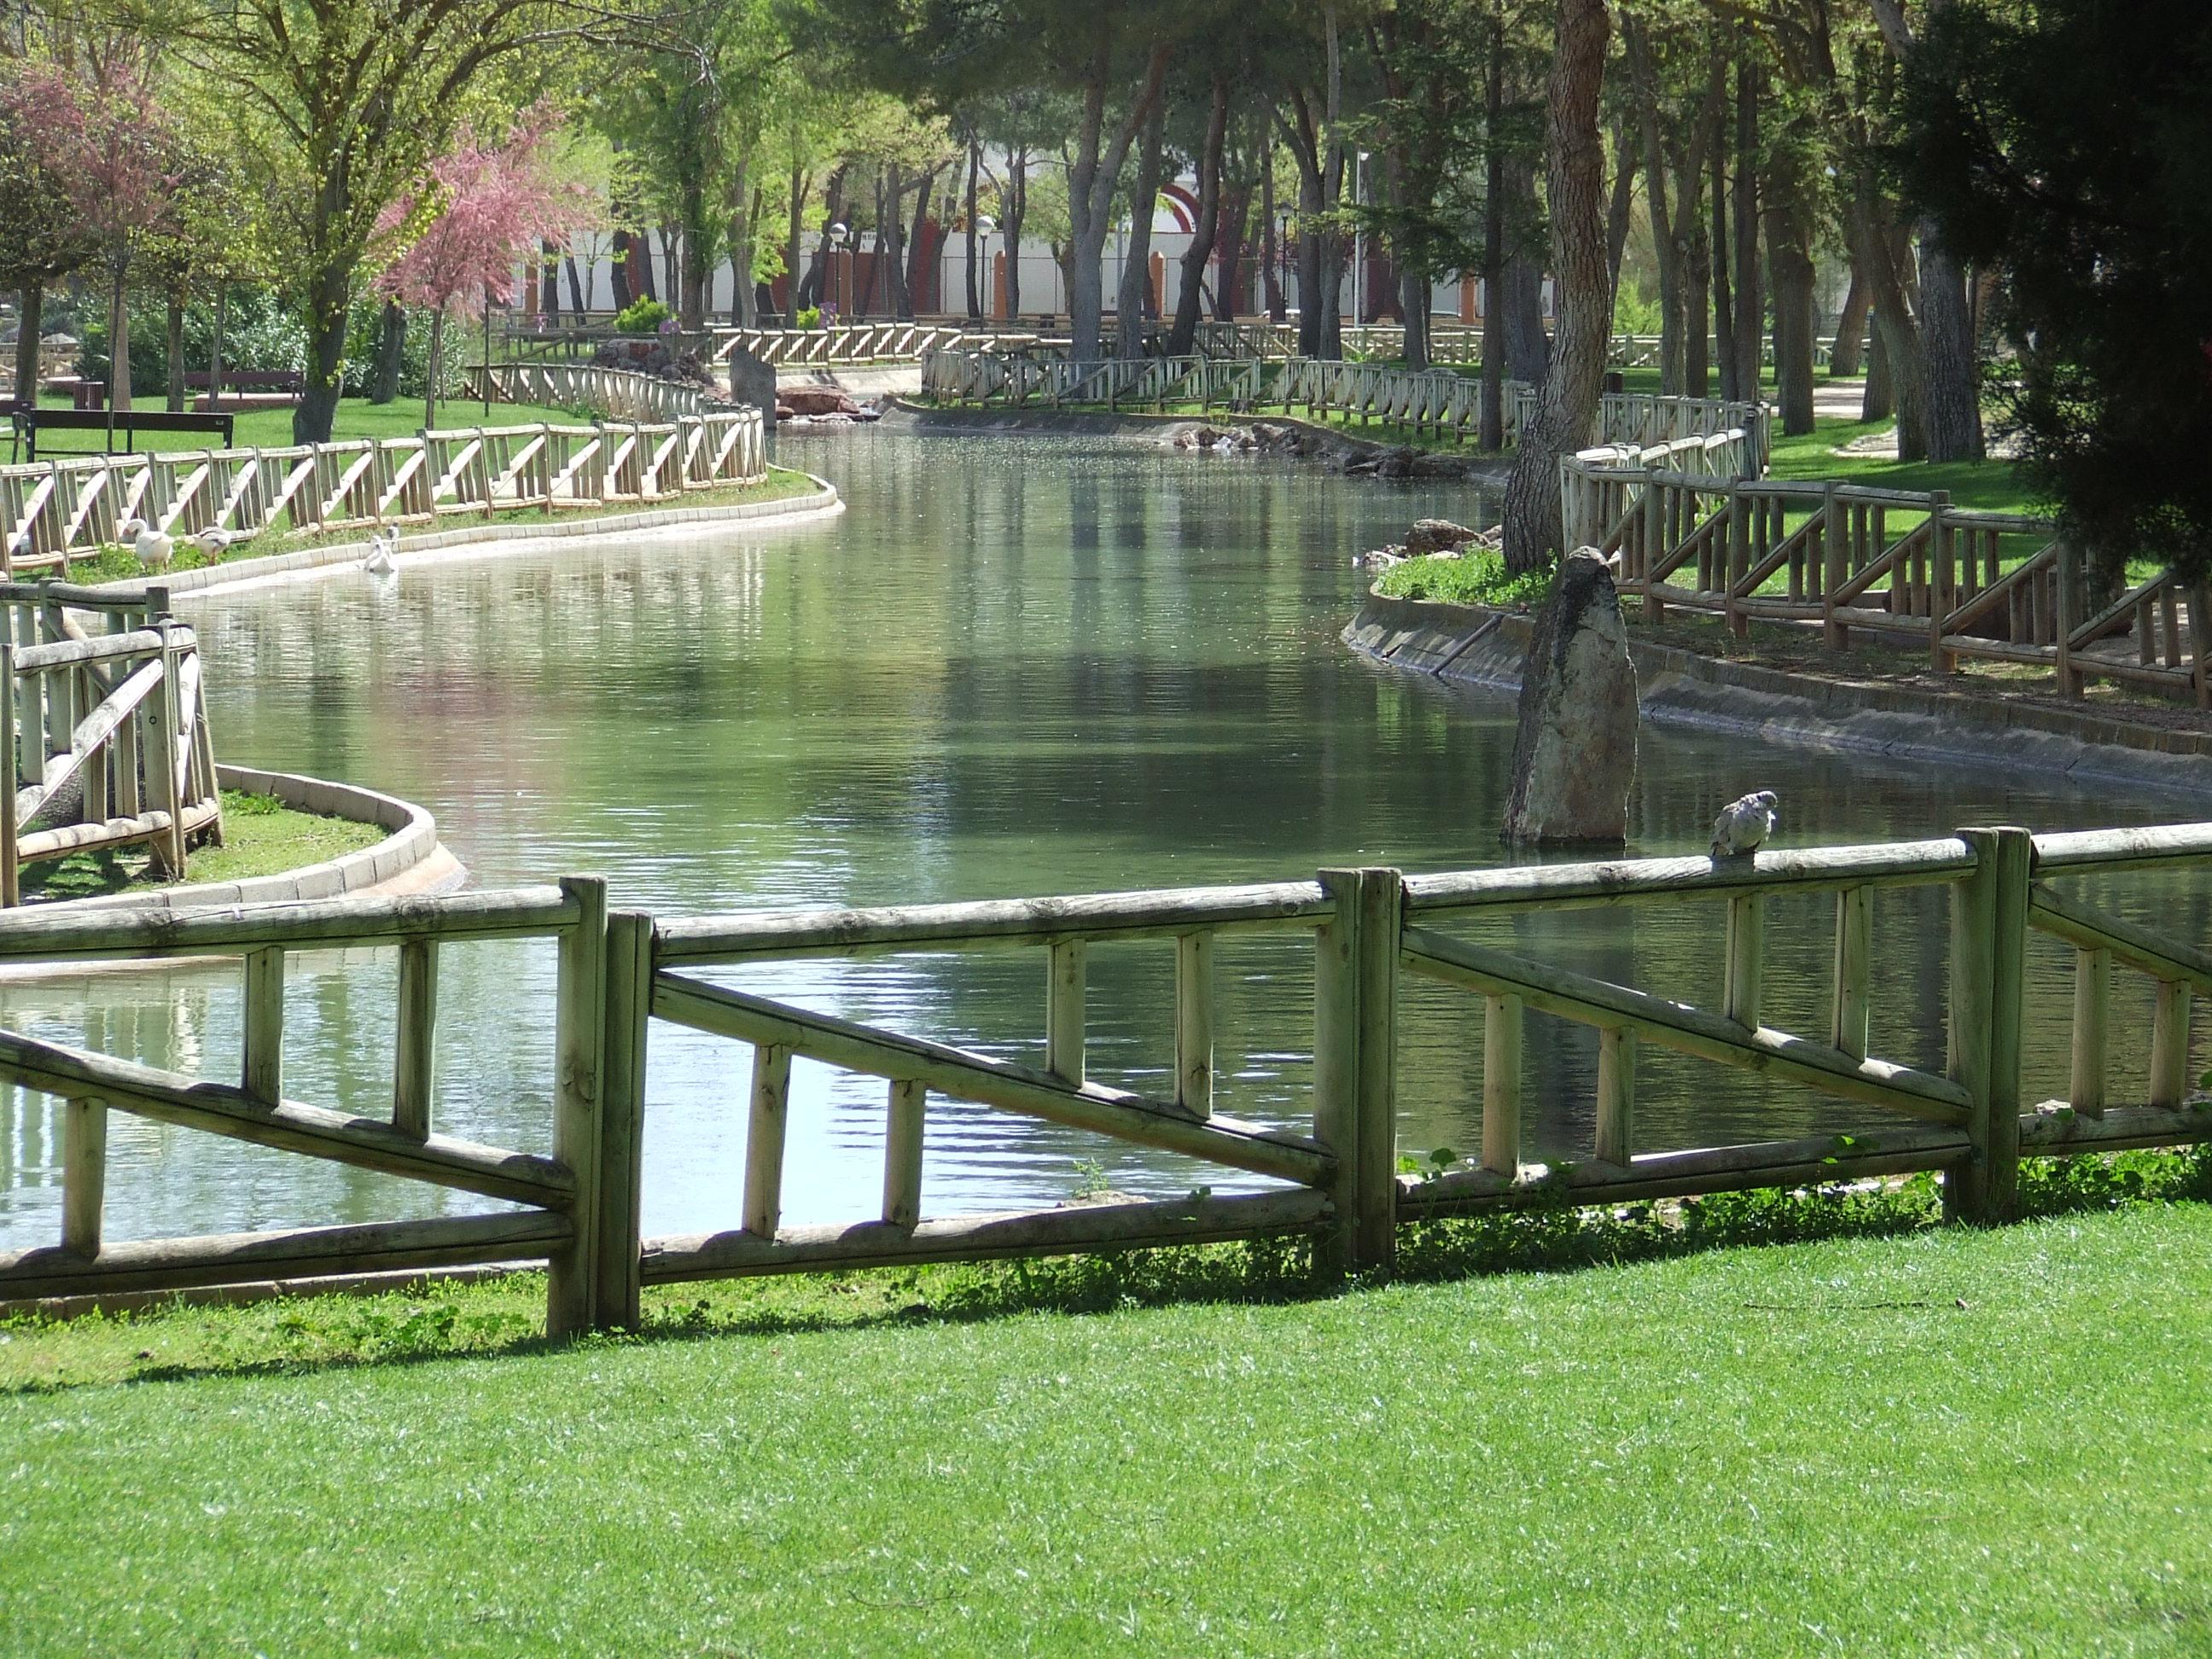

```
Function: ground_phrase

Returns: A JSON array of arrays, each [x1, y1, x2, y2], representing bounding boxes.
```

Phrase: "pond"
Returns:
[[0, 427, 2202, 1250]]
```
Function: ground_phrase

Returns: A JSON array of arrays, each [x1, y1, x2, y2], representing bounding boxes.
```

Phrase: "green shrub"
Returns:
[[795, 306, 823, 329], [1374, 548, 1553, 609], [614, 297, 672, 335]]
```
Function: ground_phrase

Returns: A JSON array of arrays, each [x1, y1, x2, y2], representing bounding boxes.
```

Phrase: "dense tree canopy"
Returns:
[[1900, 0, 2212, 581]]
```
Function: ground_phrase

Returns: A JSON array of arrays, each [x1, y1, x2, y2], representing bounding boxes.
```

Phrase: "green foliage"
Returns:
[[1374, 548, 1551, 609], [1900, 0, 2212, 583], [794, 305, 824, 329], [613, 296, 672, 335]]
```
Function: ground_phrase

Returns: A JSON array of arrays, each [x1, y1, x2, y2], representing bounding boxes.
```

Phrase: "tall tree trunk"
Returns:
[[539, 239, 559, 320], [1604, 121, 1637, 315], [1401, 268, 1429, 370], [1481, 5, 1508, 448], [787, 160, 811, 325], [106, 266, 132, 413], [369, 298, 406, 405], [1684, 219, 1710, 397], [12, 286, 40, 407], [1730, 49, 1762, 399], [661, 225, 679, 311], [1762, 161, 1817, 436], [1260, 150, 1284, 322], [964, 140, 982, 319], [165, 292, 186, 412], [1863, 323, 1892, 421], [1917, 222, 1983, 459], [423, 307, 443, 433], [1169, 77, 1231, 355], [903, 164, 937, 319], [1214, 181, 1250, 320], [1831, 262, 1871, 377], [1502, 0, 1611, 573], [295, 259, 350, 444], [610, 230, 635, 310], [1848, 190, 1925, 457], [210, 286, 227, 406], [1114, 98, 1163, 352], [1067, 44, 1170, 362], [1627, 23, 1683, 393], [1711, 85, 1738, 402], [1004, 150, 1028, 320]]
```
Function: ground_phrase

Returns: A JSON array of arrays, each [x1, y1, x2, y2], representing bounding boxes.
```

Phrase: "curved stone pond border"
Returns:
[[1347, 589, 2212, 803], [55, 763, 462, 915], [143, 473, 843, 599]]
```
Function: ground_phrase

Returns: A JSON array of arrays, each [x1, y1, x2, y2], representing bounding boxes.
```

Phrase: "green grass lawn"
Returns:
[[8, 393, 588, 460], [18, 789, 385, 903], [3, 1157, 2210, 1654]]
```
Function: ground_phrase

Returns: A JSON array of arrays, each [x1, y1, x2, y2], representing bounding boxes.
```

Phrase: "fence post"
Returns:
[[1314, 867, 1401, 1278], [547, 874, 608, 1337], [1946, 827, 2031, 1224], [595, 909, 653, 1330]]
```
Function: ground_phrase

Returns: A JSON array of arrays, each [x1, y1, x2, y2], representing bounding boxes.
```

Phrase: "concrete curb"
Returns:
[[137, 475, 843, 600], [1346, 589, 2212, 803], [54, 764, 462, 913]]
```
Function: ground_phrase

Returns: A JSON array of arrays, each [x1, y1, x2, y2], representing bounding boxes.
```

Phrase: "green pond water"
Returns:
[[0, 428, 2204, 1250]]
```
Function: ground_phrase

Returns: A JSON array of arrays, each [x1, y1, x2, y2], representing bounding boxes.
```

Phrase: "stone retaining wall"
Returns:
[[1347, 589, 2212, 803]]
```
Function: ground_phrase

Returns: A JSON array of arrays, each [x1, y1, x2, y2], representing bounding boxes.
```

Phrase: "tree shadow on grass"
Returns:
[[7, 1145, 2208, 1395]]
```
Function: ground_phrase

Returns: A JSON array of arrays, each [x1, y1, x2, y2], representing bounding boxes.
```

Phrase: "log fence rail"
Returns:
[[1, 370, 767, 573], [4, 823, 2209, 1328]]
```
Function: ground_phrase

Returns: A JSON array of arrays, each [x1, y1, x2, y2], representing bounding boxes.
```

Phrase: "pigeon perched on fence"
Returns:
[[1710, 790, 1779, 859]]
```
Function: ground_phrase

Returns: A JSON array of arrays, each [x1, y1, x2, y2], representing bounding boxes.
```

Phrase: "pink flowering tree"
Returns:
[[70, 71, 189, 412], [374, 108, 587, 429], [0, 63, 94, 404]]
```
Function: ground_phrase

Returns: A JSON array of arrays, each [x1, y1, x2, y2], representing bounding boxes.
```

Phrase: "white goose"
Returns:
[[192, 527, 240, 556], [363, 527, 398, 578], [132, 521, 174, 571]]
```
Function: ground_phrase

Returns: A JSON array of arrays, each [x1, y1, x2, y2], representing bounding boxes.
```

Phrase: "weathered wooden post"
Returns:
[[1314, 867, 1401, 1278], [547, 874, 608, 1337], [1947, 828, 2031, 1224], [594, 909, 653, 1330]]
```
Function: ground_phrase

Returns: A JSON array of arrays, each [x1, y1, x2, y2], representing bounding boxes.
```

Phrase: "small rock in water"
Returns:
[[1406, 518, 1481, 556]]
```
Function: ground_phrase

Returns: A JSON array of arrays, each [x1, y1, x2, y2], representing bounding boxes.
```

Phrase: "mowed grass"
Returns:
[[3, 1196, 2210, 1655], [17, 789, 384, 902], [9, 393, 589, 459]]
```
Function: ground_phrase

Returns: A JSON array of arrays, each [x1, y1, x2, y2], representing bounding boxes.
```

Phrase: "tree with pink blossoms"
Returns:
[[69, 68, 191, 412], [374, 108, 588, 431], [0, 62, 94, 404]]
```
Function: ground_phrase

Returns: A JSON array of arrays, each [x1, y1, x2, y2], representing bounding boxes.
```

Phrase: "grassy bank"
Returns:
[[19, 789, 385, 902], [1, 1154, 2208, 1654]]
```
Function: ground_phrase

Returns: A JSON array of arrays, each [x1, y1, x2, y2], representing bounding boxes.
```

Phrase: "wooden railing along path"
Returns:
[[0, 580, 221, 905], [1562, 439, 2207, 703], [4, 824, 2209, 1326], [0, 373, 768, 574], [923, 346, 1771, 471]]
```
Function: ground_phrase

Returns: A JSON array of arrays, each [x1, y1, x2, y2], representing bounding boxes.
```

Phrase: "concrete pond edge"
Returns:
[[1346, 588, 2212, 804], [44, 763, 461, 917], [142, 474, 844, 600]]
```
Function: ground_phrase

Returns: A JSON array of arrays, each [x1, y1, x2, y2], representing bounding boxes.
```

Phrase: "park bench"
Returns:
[[15, 406, 236, 461], [184, 368, 302, 410]]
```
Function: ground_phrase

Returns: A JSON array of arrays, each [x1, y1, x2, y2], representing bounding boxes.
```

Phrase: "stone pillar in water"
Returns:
[[1501, 550, 1640, 845]]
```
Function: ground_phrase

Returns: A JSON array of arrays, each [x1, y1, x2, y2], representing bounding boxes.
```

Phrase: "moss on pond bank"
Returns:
[[20, 789, 385, 902]]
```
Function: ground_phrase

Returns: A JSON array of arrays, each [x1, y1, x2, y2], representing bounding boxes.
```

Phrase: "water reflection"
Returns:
[[0, 431, 2199, 1249]]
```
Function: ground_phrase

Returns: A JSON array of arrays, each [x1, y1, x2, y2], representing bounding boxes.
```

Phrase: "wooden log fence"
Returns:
[[1564, 439, 2202, 701], [4, 824, 2209, 1328], [0, 373, 767, 573]]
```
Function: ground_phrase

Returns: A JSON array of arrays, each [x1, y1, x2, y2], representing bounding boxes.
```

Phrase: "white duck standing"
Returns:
[[133, 521, 175, 571], [363, 527, 398, 578], [1710, 790, 1779, 859], [192, 527, 239, 556]]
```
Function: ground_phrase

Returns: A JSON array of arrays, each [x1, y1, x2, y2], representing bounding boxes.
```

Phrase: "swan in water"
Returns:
[[363, 527, 398, 578]]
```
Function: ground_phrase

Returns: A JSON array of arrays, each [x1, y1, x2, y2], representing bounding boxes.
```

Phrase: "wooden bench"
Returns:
[[183, 369, 301, 410], [17, 407, 236, 461]]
